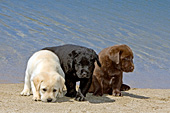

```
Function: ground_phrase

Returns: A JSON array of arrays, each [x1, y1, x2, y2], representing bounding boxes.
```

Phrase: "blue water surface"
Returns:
[[0, 0, 170, 88]]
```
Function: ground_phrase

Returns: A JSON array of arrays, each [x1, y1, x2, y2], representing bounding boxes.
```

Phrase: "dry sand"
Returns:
[[0, 83, 170, 113]]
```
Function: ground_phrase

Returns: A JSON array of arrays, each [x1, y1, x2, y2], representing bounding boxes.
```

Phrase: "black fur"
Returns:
[[42, 44, 101, 101]]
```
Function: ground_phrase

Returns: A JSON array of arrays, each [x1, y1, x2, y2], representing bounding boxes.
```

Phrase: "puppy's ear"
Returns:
[[66, 50, 80, 73], [91, 50, 101, 67], [95, 55, 101, 67], [57, 76, 65, 94], [33, 75, 43, 91], [108, 49, 120, 64], [94, 53, 101, 67]]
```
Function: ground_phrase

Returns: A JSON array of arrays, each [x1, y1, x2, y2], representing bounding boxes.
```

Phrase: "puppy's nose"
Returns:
[[82, 72, 87, 77], [130, 66, 134, 70], [47, 98, 52, 102]]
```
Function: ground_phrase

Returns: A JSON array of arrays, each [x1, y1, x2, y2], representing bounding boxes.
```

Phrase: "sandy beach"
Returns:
[[0, 83, 170, 113]]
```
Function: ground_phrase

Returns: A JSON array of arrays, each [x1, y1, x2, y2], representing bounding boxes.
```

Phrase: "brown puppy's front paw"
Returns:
[[93, 91, 103, 96], [112, 89, 122, 96], [93, 93, 102, 96], [120, 84, 130, 91]]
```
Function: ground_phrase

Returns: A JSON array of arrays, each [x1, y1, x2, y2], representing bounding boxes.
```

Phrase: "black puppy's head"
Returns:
[[68, 49, 101, 78]]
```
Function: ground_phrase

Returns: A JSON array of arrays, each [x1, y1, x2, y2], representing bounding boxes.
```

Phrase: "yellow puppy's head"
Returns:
[[33, 72, 65, 102]]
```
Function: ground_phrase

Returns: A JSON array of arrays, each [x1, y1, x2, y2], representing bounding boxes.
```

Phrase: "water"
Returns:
[[0, 0, 170, 89]]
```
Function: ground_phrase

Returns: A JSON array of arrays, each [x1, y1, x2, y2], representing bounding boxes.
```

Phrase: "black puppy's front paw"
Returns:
[[75, 89, 86, 101], [65, 91, 77, 98]]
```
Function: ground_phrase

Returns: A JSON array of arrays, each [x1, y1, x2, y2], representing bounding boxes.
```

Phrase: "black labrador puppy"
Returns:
[[42, 44, 101, 101]]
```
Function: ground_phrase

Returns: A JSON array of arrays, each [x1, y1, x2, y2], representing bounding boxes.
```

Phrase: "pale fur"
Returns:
[[20, 50, 65, 102]]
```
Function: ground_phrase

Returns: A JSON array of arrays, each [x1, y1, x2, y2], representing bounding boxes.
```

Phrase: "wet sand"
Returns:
[[0, 83, 170, 113]]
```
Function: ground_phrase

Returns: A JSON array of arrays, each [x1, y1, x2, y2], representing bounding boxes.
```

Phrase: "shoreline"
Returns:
[[0, 83, 170, 113]]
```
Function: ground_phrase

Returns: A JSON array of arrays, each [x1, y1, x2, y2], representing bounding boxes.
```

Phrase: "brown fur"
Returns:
[[89, 45, 134, 96]]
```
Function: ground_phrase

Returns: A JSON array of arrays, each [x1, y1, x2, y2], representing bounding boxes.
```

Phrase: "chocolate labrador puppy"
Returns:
[[89, 44, 134, 96], [42, 44, 101, 101]]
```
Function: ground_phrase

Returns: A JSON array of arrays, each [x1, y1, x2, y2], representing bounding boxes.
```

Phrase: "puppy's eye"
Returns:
[[53, 89, 57, 92], [42, 88, 47, 92], [124, 58, 129, 61]]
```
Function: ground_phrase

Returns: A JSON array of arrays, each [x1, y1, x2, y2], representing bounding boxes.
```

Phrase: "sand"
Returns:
[[0, 83, 170, 113]]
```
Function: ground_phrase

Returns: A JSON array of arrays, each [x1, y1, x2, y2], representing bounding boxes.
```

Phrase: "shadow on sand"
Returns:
[[86, 91, 149, 104], [56, 90, 149, 103], [87, 93, 115, 104], [122, 91, 150, 99]]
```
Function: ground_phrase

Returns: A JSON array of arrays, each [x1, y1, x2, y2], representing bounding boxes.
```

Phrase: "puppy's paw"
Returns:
[[93, 90, 103, 96], [120, 84, 130, 91], [75, 89, 86, 101], [20, 89, 31, 96], [57, 92, 64, 98], [65, 91, 76, 98], [112, 89, 122, 96], [75, 94, 86, 101], [32, 96, 41, 101], [93, 94, 101, 96]]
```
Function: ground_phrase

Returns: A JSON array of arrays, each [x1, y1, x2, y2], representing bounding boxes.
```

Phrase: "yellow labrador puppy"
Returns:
[[20, 50, 65, 102]]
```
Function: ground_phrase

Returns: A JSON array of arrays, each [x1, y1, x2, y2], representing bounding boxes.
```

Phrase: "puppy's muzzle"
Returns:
[[77, 70, 90, 78], [47, 98, 53, 102], [130, 66, 134, 71], [123, 65, 134, 72], [82, 71, 87, 77], [127, 66, 134, 72]]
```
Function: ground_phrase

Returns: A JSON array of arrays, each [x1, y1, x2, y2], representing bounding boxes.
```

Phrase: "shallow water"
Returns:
[[0, 0, 170, 88]]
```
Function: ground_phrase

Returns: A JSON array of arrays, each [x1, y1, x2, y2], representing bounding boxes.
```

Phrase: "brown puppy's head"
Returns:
[[108, 44, 134, 72]]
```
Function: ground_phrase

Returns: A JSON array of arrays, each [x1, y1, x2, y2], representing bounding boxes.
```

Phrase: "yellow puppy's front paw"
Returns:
[[32, 96, 41, 101], [57, 92, 64, 98], [20, 89, 31, 96]]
